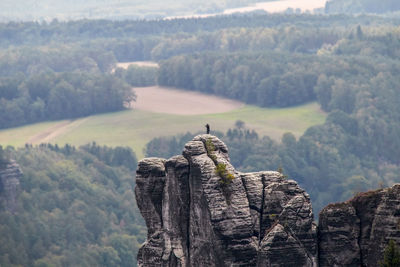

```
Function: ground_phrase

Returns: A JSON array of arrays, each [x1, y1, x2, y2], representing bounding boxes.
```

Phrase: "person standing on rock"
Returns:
[[206, 124, 210, 134]]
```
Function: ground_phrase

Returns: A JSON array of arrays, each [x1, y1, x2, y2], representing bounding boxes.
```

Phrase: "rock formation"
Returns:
[[318, 184, 400, 266], [135, 135, 317, 266], [135, 134, 400, 266], [0, 160, 22, 213]]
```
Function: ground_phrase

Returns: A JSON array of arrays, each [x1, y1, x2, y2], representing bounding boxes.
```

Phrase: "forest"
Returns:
[[2, 5, 400, 266], [1, 14, 400, 129], [0, 144, 144, 266]]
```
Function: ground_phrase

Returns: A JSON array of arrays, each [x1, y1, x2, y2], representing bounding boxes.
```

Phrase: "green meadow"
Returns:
[[0, 102, 326, 159]]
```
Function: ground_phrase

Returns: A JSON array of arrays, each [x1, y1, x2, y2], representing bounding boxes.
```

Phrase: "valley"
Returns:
[[0, 86, 326, 159]]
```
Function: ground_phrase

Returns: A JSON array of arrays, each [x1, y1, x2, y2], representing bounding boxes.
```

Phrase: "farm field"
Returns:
[[0, 86, 326, 159], [132, 86, 244, 115]]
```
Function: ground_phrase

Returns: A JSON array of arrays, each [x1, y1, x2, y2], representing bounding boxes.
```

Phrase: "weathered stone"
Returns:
[[136, 135, 400, 266], [0, 160, 22, 213], [135, 135, 317, 266], [318, 184, 400, 266], [258, 223, 315, 267], [318, 202, 361, 266], [135, 158, 166, 237], [162, 156, 190, 266]]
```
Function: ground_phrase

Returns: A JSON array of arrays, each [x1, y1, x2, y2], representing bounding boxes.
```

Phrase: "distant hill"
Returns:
[[0, 0, 265, 21], [325, 0, 400, 14]]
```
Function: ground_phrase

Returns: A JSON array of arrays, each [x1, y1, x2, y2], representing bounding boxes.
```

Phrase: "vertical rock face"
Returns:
[[135, 135, 400, 266], [135, 135, 317, 266], [318, 184, 400, 266], [0, 160, 22, 213]]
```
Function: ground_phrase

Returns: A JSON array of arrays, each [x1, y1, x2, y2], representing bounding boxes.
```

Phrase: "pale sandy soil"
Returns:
[[132, 86, 244, 115], [116, 61, 159, 70]]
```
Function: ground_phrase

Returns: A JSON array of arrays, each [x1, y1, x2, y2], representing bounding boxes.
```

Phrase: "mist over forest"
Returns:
[[0, 0, 280, 21], [1, 0, 400, 266]]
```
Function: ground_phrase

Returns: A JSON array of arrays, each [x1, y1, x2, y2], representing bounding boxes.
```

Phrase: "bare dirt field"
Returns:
[[132, 86, 244, 115]]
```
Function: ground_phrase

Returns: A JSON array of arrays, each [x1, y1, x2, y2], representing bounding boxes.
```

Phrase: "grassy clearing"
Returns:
[[0, 120, 69, 148], [0, 102, 325, 159]]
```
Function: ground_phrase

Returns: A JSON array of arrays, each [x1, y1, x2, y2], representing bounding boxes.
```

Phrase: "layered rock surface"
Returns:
[[135, 135, 317, 266], [0, 160, 22, 213], [318, 184, 400, 266], [136, 135, 400, 266]]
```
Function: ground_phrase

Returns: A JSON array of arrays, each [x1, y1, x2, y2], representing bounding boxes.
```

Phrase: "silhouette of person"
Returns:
[[205, 124, 210, 134]]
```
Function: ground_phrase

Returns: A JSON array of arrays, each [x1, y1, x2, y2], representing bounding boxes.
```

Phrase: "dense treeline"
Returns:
[[3, 23, 397, 73], [1, 14, 399, 48], [157, 25, 400, 108], [0, 16, 397, 62], [0, 72, 134, 129], [114, 65, 158, 87], [0, 46, 116, 76], [0, 144, 144, 267], [0, 42, 135, 129], [157, 53, 395, 108], [80, 142, 138, 171], [158, 52, 319, 107], [146, 26, 343, 60]]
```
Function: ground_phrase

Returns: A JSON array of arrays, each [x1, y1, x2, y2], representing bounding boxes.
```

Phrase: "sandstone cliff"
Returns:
[[0, 160, 22, 213], [135, 135, 317, 266], [135, 135, 400, 266], [318, 184, 400, 266]]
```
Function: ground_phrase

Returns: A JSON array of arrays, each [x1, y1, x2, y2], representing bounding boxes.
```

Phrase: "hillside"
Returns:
[[0, 86, 326, 159], [0, 144, 145, 266]]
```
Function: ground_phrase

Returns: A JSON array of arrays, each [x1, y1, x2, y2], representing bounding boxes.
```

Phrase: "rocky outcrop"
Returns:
[[0, 160, 22, 213], [135, 135, 400, 266], [135, 135, 317, 266], [318, 184, 400, 266]]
